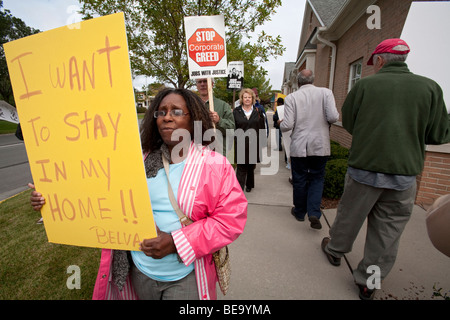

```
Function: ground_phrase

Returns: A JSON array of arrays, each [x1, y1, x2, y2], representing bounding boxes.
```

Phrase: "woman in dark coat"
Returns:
[[233, 88, 266, 192]]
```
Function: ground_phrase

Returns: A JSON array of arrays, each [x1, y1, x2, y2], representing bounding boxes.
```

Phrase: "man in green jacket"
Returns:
[[196, 78, 235, 155], [321, 39, 450, 300]]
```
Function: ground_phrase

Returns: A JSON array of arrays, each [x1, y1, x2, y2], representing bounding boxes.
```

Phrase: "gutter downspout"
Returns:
[[312, 27, 336, 91]]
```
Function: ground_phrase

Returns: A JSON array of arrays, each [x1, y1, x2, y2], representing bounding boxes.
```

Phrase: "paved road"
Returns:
[[0, 134, 33, 201]]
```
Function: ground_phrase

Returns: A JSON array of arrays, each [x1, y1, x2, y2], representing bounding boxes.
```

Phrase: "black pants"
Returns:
[[236, 164, 256, 191], [291, 156, 328, 219]]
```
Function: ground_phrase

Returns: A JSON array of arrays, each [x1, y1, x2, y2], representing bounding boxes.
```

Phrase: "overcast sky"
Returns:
[[3, 0, 305, 91]]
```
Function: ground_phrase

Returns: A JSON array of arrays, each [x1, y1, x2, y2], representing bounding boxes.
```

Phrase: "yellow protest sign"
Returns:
[[3, 12, 156, 251]]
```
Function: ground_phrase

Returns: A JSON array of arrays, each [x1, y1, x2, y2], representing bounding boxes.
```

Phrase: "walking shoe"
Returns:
[[321, 237, 341, 266], [309, 216, 322, 229], [291, 207, 304, 221], [357, 284, 376, 300]]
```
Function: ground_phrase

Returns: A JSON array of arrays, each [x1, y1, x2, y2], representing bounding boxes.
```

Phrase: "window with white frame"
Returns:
[[348, 59, 362, 91]]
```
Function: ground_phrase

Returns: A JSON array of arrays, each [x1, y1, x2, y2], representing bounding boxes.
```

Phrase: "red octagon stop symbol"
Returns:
[[188, 28, 225, 67]]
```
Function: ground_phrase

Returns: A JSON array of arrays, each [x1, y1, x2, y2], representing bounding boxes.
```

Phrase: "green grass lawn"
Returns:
[[0, 120, 18, 134], [0, 190, 101, 300]]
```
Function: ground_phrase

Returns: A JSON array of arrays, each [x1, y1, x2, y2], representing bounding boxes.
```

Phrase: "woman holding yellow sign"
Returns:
[[30, 88, 247, 300]]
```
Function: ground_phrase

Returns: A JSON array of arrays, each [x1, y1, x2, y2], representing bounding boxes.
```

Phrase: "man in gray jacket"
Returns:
[[281, 70, 339, 229]]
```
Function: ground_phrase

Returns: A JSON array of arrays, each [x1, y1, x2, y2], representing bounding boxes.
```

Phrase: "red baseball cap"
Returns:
[[367, 38, 410, 65]]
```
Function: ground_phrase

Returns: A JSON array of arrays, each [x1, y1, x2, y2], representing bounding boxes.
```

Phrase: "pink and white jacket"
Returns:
[[92, 143, 248, 300]]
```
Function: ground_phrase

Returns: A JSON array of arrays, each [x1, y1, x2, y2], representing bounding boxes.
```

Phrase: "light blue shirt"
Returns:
[[348, 167, 416, 191], [131, 159, 194, 281]]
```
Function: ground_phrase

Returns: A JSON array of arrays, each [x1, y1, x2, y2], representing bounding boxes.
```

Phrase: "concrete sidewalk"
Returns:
[[218, 111, 450, 300]]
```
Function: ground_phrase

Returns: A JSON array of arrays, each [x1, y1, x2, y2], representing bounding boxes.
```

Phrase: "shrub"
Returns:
[[330, 140, 349, 160], [324, 159, 348, 199], [136, 106, 147, 114], [323, 141, 349, 199]]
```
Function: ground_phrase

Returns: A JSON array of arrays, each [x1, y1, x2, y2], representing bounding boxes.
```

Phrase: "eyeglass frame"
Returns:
[[153, 109, 190, 118]]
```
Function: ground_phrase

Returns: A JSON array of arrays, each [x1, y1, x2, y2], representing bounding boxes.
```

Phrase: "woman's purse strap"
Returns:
[[162, 153, 192, 226]]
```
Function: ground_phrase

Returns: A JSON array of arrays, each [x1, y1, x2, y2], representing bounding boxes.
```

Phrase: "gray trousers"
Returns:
[[325, 173, 416, 286], [130, 265, 199, 300]]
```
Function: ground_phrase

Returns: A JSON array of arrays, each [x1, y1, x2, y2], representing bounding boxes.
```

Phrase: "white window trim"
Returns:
[[348, 59, 363, 92]]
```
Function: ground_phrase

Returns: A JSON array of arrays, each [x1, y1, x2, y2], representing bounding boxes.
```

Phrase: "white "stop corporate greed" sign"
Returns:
[[184, 15, 228, 80]]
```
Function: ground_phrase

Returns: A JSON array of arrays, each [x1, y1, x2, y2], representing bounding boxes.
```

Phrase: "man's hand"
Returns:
[[209, 111, 220, 124]]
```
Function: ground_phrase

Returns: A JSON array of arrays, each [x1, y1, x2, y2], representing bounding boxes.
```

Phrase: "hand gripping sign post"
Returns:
[[184, 15, 228, 118], [3, 13, 157, 251]]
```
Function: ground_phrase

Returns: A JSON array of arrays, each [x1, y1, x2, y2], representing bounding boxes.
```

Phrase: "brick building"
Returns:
[[283, 0, 450, 207]]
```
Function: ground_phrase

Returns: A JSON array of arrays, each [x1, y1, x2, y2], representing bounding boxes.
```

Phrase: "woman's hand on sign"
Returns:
[[140, 227, 177, 259], [28, 183, 45, 211]]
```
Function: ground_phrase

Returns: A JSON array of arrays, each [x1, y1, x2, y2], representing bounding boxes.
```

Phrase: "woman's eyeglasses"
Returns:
[[154, 110, 190, 118]]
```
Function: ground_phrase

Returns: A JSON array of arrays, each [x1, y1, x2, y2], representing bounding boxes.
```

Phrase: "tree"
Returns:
[[79, 0, 285, 89], [145, 82, 167, 96], [0, 0, 40, 105]]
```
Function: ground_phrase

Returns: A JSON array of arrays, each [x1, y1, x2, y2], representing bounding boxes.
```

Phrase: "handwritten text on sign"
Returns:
[[3, 13, 156, 250]]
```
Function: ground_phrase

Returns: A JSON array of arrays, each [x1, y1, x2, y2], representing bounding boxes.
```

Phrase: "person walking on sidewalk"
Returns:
[[233, 88, 266, 192], [252, 88, 269, 138], [196, 78, 235, 155], [272, 98, 283, 152], [321, 39, 450, 300], [274, 97, 293, 181], [280, 70, 339, 229]]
